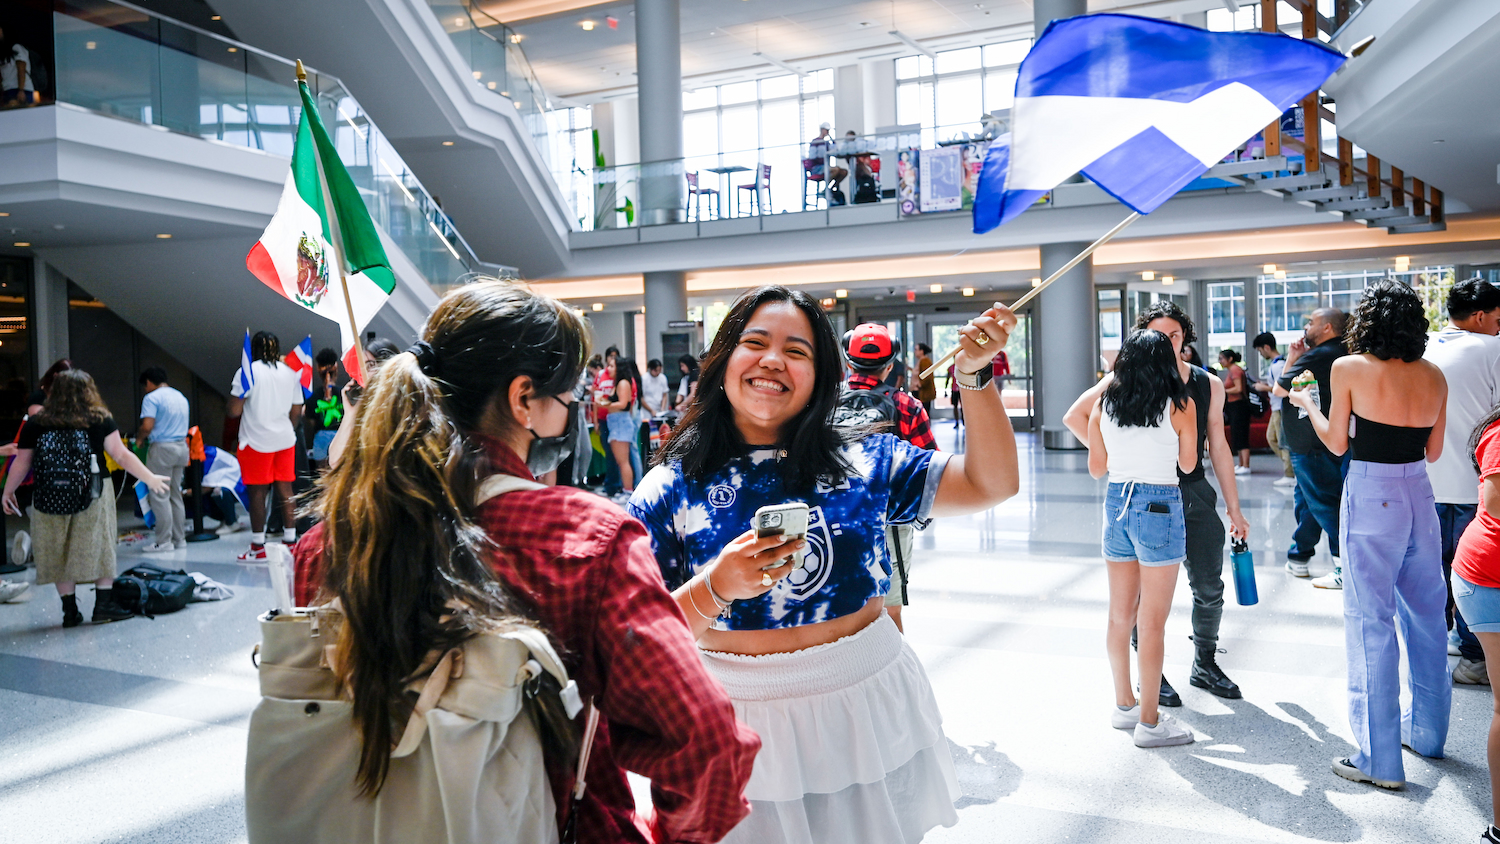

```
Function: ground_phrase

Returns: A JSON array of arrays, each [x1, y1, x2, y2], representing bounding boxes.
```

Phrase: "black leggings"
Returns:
[[1224, 400, 1251, 452]]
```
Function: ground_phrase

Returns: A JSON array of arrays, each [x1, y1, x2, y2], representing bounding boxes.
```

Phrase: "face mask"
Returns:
[[526, 397, 578, 476]]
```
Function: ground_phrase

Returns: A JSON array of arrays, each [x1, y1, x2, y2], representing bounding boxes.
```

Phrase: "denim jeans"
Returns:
[[1437, 503, 1484, 660], [1289, 448, 1351, 561]]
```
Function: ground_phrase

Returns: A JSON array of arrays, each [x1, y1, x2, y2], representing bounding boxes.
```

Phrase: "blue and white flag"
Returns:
[[201, 446, 250, 511], [234, 329, 256, 398], [973, 14, 1344, 233]]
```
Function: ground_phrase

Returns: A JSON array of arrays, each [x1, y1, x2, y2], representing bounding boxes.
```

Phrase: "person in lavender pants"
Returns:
[[1288, 279, 1450, 790]]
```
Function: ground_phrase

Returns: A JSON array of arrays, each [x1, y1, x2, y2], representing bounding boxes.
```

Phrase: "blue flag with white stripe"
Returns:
[[973, 14, 1344, 234], [234, 329, 255, 398]]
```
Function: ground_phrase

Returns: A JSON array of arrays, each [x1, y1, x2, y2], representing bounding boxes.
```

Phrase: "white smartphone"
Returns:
[[753, 503, 810, 571]]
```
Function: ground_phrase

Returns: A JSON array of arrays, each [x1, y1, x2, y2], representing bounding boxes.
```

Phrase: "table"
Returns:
[[705, 165, 751, 218]]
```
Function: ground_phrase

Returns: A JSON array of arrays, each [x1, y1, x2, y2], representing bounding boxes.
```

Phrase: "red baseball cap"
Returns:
[[844, 323, 897, 370]]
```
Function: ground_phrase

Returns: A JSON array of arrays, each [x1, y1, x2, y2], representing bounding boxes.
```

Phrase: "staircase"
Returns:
[[1242, 152, 1446, 235]]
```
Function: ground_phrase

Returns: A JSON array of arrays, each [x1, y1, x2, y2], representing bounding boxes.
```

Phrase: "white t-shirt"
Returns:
[[230, 360, 303, 453], [1425, 326, 1500, 503], [2, 45, 31, 92], [641, 371, 669, 415]]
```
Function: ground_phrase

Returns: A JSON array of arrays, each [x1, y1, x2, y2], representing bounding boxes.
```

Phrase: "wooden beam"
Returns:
[[1262, 0, 1281, 157], [1391, 166, 1405, 206], [1412, 178, 1426, 215], [1302, 95, 1320, 174], [1302, 0, 1318, 39], [1366, 153, 1381, 198], [1338, 138, 1354, 187], [1431, 187, 1444, 224]]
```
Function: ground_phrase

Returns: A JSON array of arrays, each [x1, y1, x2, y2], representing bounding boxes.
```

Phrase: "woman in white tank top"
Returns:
[[1086, 329, 1199, 748]]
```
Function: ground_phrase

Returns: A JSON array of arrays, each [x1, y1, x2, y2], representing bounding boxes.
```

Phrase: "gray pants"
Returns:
[[1182, 476, 1226, 648], [147, 440, 190, 547]]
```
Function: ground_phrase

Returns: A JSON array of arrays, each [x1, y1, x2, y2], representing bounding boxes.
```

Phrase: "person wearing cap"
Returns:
[[839, 323, 937, 633], [808, 123, 847, 201]]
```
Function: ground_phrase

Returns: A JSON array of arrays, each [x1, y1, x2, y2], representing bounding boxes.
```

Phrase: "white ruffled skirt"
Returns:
[[702, 613, 959, 844]]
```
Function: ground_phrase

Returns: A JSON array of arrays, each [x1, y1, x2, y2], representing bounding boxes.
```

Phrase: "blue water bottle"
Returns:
[[1231, 538, 1258, 606]]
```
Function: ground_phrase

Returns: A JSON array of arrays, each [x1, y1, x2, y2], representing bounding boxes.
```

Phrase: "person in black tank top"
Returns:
[[1288, 279, 1449, 791], [1066, 303, 1250, 707]]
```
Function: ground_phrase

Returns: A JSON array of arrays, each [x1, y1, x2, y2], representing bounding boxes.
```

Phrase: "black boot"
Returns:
[[61, 593, 84, 628], [91, 588, 134, 624], [1158, 675, 1183, 707], [1190, 643, 1242, 699]]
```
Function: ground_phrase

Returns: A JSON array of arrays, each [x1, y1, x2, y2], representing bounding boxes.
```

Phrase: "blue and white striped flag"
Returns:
[[234, 329, 255, 398], [973, 14, 1345, 233]]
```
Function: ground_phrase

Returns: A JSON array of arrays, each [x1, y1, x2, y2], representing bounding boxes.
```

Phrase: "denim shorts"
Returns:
[[1102, 481, 1187, 566], [1452, 571, 1500, 633], [605, 411, 637, 443]]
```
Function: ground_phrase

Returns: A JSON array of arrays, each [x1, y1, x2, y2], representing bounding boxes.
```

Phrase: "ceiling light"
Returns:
[[510, 33, 524, 43], [211, 14, 221, 20], [442, 140, 454, 146], [580, 19, 596, 30], [13, 242, 29, 247], [1031, 277, 1041, 287], [890, 29, 938, 60], [227, 46, 237, 52], [1263, 263, 1277, 274], [821, 298, 835, 308], [455, 17, 465, 26], [85, 41, 96, 49], [1141, 270, 1155, 281], [962, 287, 975, 297], [835, 289, 848, 299], [0, 212, 8, 217], [713, 301, 725, 307], [1395, 255, 1410, 270], [754, 52, 807, 77], [929, 283, 943, 294], [487, 81, 497, 90], [591, 302, 604, 311], [155, 233, 172, 239], [472, 71, 482, 80], [1273, 269, 1287, 279], [1161, 276, 1174, 285], [1433, 139, 1445, 144]]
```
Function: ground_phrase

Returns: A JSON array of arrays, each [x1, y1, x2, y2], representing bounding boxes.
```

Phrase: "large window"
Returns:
[[896, 41, 1029, 147], [547, 106, 595, 229]]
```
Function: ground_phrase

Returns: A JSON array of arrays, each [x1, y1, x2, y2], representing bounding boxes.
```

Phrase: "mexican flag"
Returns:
[[246, 64, 395, 384]]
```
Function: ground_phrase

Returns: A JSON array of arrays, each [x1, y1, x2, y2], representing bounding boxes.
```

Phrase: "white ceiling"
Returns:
[[496, 0, 1230, 103]]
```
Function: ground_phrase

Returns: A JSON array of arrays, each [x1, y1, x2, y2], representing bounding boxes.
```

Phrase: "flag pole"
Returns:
[[919, 210, 1141, 381], [297, 58, 367, 385]]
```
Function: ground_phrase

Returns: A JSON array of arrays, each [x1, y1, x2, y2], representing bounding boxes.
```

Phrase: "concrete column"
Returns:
[[861, 60, 897, 135], [1033, 0, 1086, 33], [31, 259, 69, 381], [1240, 276, 1259, 367], [614, 97, 641, 166], [1035, 242, 1094, 449], [834, 65, 864, 136], [636, 0, 685, 225], [643, 270, 687, 364]]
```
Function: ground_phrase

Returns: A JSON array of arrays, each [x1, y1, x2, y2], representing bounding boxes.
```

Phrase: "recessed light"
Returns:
[[500, 91, 509, 96], [442, 140, 454, 146], [487, 81, 497, 89], [1031, 277, 1041, 287], [85, 41, 96, 49], [962, 287, 975, 297], [591, 303, 604, 311], [1263, 264, 1277, 274], [472, 71, 482, 80], [835, 289, 848, 299], [211, 14, 221, 20], [13, 242, 29, 247], [1161, 276, 1175, 285], [510, 33, 524, 43], [156, 233, 172, 239], [0, 212, 8, 217], [929, 283, 942, 293], [1141, 270, 1155, 281], [455, 17, 465, 26], [580, 19, 596, 30], [227, 46, 237, 52], [1273, 269, 1287, 279]]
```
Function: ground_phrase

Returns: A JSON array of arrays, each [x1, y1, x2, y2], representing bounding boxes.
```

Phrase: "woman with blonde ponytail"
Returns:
[[295, 280, 758, 842]]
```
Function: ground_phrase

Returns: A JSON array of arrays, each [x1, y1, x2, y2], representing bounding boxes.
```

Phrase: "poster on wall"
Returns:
[[898, 150, 920, 215], [920, 146, 963, 213]]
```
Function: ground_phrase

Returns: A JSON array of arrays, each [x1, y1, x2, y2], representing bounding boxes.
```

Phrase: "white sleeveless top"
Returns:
[[1099, 398, 1180, 486]]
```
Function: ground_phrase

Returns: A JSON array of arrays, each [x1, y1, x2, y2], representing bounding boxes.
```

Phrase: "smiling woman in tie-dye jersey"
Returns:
[[627, 285, 1021, 844]]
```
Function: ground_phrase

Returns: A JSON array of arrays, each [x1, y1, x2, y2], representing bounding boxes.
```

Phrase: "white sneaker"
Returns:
[[11, 530, 30, 567], [1133, 712, 1195, 748], [1111, 702, 1141, 730], [1331, 757, 1402, 790], [1286, 559, 1310, 577], [139, 542, 177, 554], [1273, 476, 1298, 488], [1234, 466, 1251, 475], [0, 579, 31, 603], [1312, 570, 1343, 590], [217, 520, 248, 536], [1454, 658, 1490, 685]]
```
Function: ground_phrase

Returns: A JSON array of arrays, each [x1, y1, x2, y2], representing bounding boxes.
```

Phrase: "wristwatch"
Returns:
[[954, 365, 994, 391]]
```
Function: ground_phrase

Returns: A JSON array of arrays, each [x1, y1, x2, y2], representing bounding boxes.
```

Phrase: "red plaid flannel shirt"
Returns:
[[845, 373, 938, 450], [292, 443, 759, 843]]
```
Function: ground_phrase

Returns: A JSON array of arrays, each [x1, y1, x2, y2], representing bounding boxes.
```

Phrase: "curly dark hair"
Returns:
[[1134, 300, 1196, 346], [1345, 279, 1428, 362], [1104, 329, 1189, 428]]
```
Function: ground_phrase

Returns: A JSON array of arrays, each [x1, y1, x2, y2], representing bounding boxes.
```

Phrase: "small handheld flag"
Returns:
[[284, 335, 315, 400], [972, 14, 1345, 233], [234, 329, 255, 399]]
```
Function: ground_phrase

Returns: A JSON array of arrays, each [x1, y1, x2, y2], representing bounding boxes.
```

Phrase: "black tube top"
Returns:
[[1350, 414, 1431, 464]]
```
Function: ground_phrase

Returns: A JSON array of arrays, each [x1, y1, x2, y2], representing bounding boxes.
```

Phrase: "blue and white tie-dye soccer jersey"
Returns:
[[627, 433, 951, 631]]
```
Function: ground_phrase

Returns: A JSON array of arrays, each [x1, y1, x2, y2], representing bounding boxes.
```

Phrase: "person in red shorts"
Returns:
[[1452, 403, 1500, 843], [228, 331, 303, 561]]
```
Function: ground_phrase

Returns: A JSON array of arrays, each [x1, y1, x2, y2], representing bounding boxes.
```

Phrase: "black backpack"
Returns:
[[833, 383, 900, 430], [31, 428, 102, 515], [113, 563, 196, 618]]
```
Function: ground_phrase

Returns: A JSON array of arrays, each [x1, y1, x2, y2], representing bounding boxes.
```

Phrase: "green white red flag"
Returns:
[[246, 67, 395, 383]]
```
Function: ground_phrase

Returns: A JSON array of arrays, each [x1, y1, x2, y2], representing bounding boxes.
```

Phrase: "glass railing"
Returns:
[[559, 122, 1013, 231], [48, 0, 505, 288], [426, 0, 552, 170]]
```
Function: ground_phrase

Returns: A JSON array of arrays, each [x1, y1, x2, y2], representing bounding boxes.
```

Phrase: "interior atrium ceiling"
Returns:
[[492, 0, 1231, 102]]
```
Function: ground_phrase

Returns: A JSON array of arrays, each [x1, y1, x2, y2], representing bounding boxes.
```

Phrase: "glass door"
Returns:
[[927, 307, 1033, 431]]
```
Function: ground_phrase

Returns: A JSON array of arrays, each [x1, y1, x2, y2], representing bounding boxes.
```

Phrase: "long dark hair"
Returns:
[[1104, 329, 1188, 428], [657, 285, 854, 490], [1346, 279, 1428, 362], [33, 370, 110, 429], [1471, 402, 1500, 474], [613, 357, 643, 410], [314, 280, 587, 796]]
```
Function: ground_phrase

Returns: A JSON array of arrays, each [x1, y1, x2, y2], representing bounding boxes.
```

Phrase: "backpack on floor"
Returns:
[[113, 563, 196, 617], [833, 383, 900, 431], [31, 429, 102, 515]]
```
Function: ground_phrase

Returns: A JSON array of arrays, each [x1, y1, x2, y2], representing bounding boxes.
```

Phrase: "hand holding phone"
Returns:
[[753, 503, 810, 571]]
